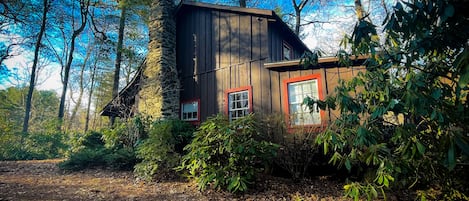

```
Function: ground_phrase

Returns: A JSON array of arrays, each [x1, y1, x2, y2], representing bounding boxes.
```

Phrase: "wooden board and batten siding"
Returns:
[[176, 2, 314, 123], [176, 2, 366, 126]]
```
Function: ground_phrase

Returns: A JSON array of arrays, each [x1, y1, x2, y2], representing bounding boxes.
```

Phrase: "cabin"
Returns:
[[101, 1, 365, 129]]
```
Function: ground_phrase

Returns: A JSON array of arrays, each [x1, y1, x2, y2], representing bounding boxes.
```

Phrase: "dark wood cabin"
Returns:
[[102, 1, 366, 129]]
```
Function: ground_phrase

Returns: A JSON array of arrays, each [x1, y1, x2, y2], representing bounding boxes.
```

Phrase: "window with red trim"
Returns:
[[181, 99, 200, 122], [225, 86, 252, 121], [283, 74, 323, 126]]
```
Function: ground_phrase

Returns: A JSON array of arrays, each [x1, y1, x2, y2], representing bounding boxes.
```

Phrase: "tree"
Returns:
[[57, 0, 90, 130], [1, 87, 60, 134], [307, 0, 469, 199], [67, 34, 94, 131], [22, 0, 51, 133], [291, 0, 310, 35], [111, 0, 127, 105]]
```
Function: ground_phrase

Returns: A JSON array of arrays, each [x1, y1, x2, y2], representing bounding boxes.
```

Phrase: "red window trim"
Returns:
[[224, 86, 253, 116], [282, 74, 325, 129], [180, 98, 200, 125]]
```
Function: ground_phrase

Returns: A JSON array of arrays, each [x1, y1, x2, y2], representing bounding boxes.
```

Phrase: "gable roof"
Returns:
[[175, 1, 310, 53]]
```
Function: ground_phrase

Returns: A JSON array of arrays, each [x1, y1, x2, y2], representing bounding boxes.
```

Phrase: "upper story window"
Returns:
[[283, 42, 292, 60], [225, 86, 252, 121], [181, 100, 199, 121], [283, 74, 323, 126]]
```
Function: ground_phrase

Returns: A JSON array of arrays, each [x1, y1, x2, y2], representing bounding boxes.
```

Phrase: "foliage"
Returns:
[[258, 114, 327, 181], [274, 131, 322, 181], [178, 114, 278, 193], [59, 131, 138, 171], [305, 0, 469, 200], [0, 87, 60, 133], [134, 119, 194, 181], [0, 131, 68, 160], [102, 115, 151, 148]]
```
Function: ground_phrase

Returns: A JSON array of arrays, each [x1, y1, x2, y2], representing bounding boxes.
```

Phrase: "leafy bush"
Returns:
[[102, 115, 151, 149], [305, 0, 469, 200], [134, 119, 194, 181], [104, 147, 138, 171], [178, 114, 278, 193], [59, 131, 138, 171], [58, 148, 108, 171]]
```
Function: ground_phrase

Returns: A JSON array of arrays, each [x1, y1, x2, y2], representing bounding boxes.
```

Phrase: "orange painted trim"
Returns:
[[282, 73, 325, 129], [224, 85, 253, 116], [181, 98, 201, 125]]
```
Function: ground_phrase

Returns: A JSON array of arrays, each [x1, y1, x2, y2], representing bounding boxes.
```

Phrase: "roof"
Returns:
[[264, 55, 368, 71], [100, 61, 144, 117]]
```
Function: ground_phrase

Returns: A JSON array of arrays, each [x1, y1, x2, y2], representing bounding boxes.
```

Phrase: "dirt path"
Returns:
[[0, 160, 349, 200]]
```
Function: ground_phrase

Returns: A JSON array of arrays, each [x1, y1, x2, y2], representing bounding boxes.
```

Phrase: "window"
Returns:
[[283, 42, 292, 60], [181, 100, 199, 121], [283, 74, 323, 126], [225, 86, 252, 121]]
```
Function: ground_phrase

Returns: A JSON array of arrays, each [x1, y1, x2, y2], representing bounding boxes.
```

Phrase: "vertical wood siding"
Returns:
[[176, 5, 362, 123]]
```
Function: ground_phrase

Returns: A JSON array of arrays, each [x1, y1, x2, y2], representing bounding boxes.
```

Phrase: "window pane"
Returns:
[[228, 90, 249, 121], [288, 79, 320, 125], [181, 101, 198, 121]]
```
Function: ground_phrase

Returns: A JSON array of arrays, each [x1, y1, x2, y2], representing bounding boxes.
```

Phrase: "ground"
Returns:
[[0, 159, 358, 200]]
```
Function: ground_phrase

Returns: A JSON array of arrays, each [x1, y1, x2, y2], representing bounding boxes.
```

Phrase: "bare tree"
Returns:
[[68, 37, 93, 131], [291, 0, 310, 35], [57, 0, 90, 130], [23, 0, 51, 133]]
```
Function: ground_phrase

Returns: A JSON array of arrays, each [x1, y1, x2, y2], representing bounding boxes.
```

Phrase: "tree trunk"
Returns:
[[239, 0, 246, 7], [138, 0, 179, 119], [68, 42, 91, 130], [23, 0, 49, 133], [57, 0, 89, 130], [85, 53, 98, 132], [291, 0, 309, 36], [110, 6, 126, 125], [354, 0, 364, 20]]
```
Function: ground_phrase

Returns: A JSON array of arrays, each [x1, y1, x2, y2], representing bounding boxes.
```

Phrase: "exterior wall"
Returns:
[[268, 23, 305, 62], [177, 6, 274, 122], [176, 4, 362, 125], [322, 65, 366, 122]]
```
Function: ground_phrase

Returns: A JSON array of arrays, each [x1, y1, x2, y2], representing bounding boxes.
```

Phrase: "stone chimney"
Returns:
[[138, 0, 179, 119]]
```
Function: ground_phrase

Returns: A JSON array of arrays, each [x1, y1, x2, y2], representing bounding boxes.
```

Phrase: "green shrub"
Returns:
[[104, 147, 138, 171], [134, 119, 194, 181], [58, 148, 108, 171], [81, 131, 105, 149], [102, 115, 150, 148], [178, 114, 279, 193], [59, 131, 138, 171]]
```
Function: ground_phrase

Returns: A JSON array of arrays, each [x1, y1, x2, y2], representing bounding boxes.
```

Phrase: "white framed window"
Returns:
[[284, 74, 322, 126], [181, 100, 199, 121], [226, 86, 252, 121]]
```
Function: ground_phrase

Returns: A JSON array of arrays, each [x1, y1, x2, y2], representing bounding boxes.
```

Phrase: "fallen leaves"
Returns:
[[0, 159, 351, 200]]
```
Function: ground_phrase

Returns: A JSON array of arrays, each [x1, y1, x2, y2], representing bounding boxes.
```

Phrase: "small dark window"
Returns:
[[283, 42, 292, 60]]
